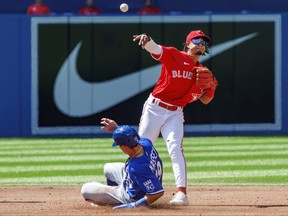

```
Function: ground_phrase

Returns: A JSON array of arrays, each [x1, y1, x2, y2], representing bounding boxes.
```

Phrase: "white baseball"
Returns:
[[120, 3, 129, 13]]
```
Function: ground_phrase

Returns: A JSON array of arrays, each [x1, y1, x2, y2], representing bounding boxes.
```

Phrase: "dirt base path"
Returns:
[[1, 186, 288, 216]]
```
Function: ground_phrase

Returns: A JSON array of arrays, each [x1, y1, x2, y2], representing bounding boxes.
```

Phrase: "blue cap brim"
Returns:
[[112, 142, 118, 147]]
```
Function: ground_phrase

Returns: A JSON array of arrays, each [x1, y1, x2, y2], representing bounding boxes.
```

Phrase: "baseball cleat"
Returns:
[[169, 191, 189, 206], [91, 203, 99, 207]]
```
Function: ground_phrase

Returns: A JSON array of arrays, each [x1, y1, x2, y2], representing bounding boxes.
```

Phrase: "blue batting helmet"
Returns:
[[112, 125, 140, 148]]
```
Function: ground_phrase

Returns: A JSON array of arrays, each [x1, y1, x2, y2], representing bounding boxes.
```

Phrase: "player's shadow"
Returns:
[[148, 204, 185, 210]]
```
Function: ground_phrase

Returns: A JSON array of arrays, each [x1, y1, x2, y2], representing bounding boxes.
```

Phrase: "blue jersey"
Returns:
[[124, 138, 164, 200]]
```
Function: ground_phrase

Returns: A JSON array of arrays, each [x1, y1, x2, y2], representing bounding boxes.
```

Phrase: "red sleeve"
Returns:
[[151, 46, 180, 68], [27, 6, 32, 14], [46, 6, 51, 14], [79, 8, 84, 14]]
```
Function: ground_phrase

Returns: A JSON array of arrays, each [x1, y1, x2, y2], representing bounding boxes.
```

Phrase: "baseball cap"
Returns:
[[112, 125, 140, 148], [186, 30, 211, 44]]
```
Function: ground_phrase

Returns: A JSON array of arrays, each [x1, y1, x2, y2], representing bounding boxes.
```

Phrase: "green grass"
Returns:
[[0, 136, 287, 186]]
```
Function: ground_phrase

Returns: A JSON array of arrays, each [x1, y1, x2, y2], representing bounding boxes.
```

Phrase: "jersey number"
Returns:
[[155, 161, 162, 180]]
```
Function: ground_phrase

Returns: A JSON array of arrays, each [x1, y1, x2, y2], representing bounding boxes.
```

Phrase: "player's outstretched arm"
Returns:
[[133, 34, 151, 48], [113, 192, 164, 209], [100, 118, 118, 132], [133, 33, 162, 55]]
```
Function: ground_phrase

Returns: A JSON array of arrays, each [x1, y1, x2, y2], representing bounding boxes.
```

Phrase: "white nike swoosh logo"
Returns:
[[54, 32, 258, 117], [201, 32, 258, 62]]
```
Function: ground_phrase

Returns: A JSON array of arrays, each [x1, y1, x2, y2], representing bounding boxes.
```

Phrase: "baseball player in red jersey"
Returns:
[[78, 0, 101, 15], [132, 30, 218, 205], [27, 0, 51, 15], [138, 0, 161, 15]]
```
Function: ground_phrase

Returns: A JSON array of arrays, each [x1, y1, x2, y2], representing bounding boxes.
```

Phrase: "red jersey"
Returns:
[[151, 46, 204, 107], [138, 7, 161, 14], [79, 7, 101, 15], [27, 4, 50, 15]]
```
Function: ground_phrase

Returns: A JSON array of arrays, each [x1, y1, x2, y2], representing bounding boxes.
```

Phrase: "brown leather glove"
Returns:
[[193, 67, 218, 90]]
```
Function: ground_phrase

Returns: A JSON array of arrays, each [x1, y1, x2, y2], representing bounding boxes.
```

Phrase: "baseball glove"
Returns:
[[193, 67, 218, 90]]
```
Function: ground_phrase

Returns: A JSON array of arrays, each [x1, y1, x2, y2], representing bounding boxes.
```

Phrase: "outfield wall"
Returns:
[[0, 14, 287, 137]]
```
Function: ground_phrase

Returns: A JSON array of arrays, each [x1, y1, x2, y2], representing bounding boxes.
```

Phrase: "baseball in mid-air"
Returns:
[[120, 3, 129, 13]]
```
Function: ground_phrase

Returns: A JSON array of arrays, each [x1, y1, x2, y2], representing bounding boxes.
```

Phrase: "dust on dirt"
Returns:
[[1, 186, 288, 216]]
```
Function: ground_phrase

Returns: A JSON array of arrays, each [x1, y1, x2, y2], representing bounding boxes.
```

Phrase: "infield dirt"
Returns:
[[1, 186, 288, 216]]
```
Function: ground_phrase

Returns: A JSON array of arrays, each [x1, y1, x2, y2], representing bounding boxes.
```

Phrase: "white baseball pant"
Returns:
[[81, 162, 132, 205], [138, 94, 187, 188]]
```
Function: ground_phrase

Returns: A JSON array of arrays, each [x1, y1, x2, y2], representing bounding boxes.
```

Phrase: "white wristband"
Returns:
[[144, 39, 162, 55]]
